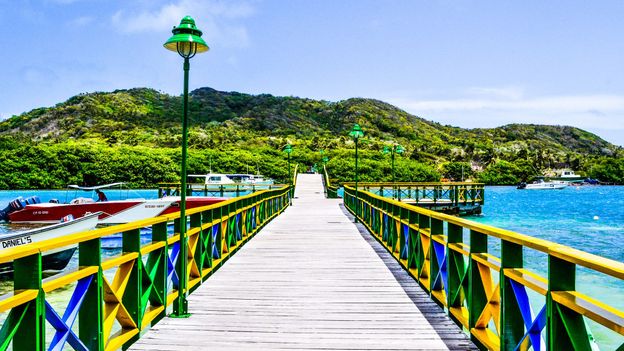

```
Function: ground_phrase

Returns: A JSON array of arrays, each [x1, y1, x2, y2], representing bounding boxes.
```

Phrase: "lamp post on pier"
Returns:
[[283, 144, 293, 205], [164, 15, 208, 318], [283, 144, 293, 184], [349, 124, 364, 222], [383, 144, 404, 198]]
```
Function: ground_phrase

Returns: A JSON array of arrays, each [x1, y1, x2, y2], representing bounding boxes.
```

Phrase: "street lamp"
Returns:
[[164, 15, 208, 318], [349, 124, 364, 222], [283, 144, 293, 205], [320, 149, 329, 168], [383, 144, 404, 199], [283, 144, 293, 184], [382, 144, 405, 183]]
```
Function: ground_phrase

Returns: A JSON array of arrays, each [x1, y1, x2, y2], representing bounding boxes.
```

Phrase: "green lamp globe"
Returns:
[[283, 144, 293, 154], [349, 124, 364, 140], [395, 144, 405, 154], [164, 16, 209, 58]]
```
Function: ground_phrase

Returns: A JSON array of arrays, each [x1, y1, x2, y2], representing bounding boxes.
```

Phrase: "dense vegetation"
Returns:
[[0, 87, 622, 189]]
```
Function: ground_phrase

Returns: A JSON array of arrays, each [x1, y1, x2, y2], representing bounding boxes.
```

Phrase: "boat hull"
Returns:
[[524, 183, 567, 190], [0, 248, 77, 275], [7, 197, 225, 224], [0, 212, 100, 275]]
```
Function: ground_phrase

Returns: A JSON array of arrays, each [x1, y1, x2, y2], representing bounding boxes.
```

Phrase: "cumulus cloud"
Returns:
[[68, 16, 94, 27], [111, 0, 253, 48], [386, 88, 624, 133]]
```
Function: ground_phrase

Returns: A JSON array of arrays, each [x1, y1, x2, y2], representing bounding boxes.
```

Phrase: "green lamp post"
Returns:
[[383, 144, 404, 199], [349, 124, 364, 222], [283, 144, 293, 205], [283, 144, 293, 183], [382, 144, 405, 184], [164, 16, 208, 318]]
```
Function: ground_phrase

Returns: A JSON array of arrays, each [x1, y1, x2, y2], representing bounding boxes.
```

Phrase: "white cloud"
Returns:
[[47, 0, 86, 4], [386, 90, 624, 137], [111, 0, 252, 48], [68, 16, 94, 27], [465, 86, 525, 100]]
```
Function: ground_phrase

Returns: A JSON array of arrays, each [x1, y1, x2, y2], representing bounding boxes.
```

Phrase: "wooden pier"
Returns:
[[131, 174, 473, 350]]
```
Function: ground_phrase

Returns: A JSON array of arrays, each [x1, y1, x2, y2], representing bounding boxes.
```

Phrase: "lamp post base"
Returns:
[[169, 312, 192, 318]]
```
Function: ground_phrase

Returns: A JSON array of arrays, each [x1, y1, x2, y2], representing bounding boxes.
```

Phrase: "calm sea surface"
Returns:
[[0, 186, 622, 347], [468, 186, 624, 348]]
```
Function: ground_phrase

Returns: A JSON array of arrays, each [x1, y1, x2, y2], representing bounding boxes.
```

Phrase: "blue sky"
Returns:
[[1, 0, 623, 145]]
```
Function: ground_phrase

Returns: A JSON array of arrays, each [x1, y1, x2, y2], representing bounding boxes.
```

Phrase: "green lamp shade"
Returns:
[[349, 123, 364, 139], [164, 16, 209, 57], [382, 146, 390, 154], [395, 145, 405, 154], [283, 144, 293, 154]]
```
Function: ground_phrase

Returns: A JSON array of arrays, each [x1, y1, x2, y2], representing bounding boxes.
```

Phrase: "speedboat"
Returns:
[[0, 183, 225, 224], [517, 178, 567, 190], [227, 173, 274, 185], [188, 173, 236, 185], [0, 212, 99, 274]]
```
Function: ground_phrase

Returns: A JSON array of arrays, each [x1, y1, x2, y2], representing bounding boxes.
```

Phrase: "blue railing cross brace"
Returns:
[[510, 279, 546, 351], [46, 275, 93, 351]]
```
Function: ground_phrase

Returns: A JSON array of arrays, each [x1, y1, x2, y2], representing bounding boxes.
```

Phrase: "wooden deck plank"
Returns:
[[130, 174, 474, 350]]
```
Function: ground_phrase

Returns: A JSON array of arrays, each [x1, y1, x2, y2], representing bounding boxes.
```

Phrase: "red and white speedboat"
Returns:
[[0, 183, 225, 225]]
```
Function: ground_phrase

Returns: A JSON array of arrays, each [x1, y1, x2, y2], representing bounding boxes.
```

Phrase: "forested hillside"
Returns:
[[0, 87, 622, 189]]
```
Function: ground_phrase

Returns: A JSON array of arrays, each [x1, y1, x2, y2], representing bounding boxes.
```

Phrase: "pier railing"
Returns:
[[344, 182, 484, 206], [0, 184, 293, 351], [344, 185, 623, 350], [157, 182, 284, 197], [322, 165, 339, 198]]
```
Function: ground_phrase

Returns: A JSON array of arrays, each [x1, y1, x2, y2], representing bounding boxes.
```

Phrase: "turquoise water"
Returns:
[[468, 186, 624, 348], [470, 186, 623, 263], [342, 185, 623, 347]]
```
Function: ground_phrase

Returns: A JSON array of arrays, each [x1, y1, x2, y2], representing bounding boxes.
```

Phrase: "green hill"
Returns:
[[0, 87, 622, 189]]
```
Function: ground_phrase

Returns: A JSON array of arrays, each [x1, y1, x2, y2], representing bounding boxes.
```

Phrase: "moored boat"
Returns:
[[227, 173, 274, 185], [0, 183, 225, 224], [0, 212, 100, 275], [517, 177, 567, 190]]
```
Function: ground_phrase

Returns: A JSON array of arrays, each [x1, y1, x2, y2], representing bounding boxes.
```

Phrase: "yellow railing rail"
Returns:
[[344, 184, 623, 350], [322, 165, 339, 198]]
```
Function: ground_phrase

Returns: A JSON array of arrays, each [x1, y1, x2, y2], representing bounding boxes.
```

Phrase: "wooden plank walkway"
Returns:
[[131, 174, 474, 350]]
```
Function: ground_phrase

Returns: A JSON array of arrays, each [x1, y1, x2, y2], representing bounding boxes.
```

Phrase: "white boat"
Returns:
[[517, 178, 567, 190], [0, 212, 100, 274], [188, 173, 236, 185], [560, 170, 578, 178], [1, 183, 224, 224], [227, 173, 274, 185]]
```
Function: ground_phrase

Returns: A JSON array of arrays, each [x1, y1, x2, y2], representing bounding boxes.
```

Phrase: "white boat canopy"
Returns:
[[67, 182, 126, 190]]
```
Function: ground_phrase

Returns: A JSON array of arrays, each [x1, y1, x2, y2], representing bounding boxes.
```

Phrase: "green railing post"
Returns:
[[469, 229, 488, 350], [122, 228, 143, 348], [500, 240, 524, 350], [548, 254, 591, 350], [79, 239, 104, 351], [417, 213, 430, 291], [190, 213, 203, 293], [447, 223, 465, 328], [430, 218, 444, 307], [148, 222, 168, 326], [354, 138, 360, 223], [13, 253, 44, 351]]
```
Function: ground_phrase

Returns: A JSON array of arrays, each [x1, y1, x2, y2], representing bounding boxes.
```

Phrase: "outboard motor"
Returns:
[[0, 197, 26, 222], [25, 196, 41, 205]]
